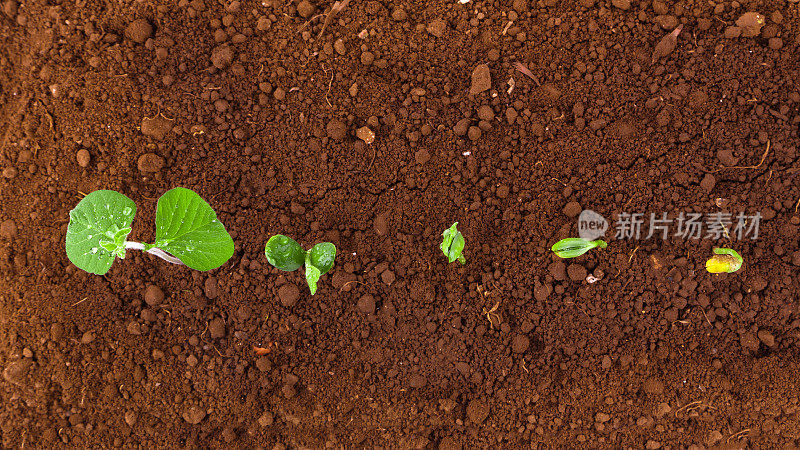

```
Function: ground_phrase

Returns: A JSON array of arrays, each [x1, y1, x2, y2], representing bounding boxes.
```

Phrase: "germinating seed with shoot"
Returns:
[[551, 238, 607, 259], [440, 222, 466, 264], [65, 188, 234, 275], [705, 247, 743, 274], [264, 235, 336, 295]]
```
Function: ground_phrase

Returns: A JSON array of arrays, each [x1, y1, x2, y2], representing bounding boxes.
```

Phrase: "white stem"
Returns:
[[125, 241, 185, 266]]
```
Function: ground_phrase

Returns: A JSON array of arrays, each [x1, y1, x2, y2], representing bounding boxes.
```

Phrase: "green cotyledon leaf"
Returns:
[[305, 264, 322, 295], [264, 234, 306, 272], [307, 242, 336, 274], [304, 243, 336, 295], [65, 190, 137, 275]]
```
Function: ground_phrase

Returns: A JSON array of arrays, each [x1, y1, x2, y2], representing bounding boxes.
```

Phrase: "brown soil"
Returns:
[[1, 0, 800, 448]]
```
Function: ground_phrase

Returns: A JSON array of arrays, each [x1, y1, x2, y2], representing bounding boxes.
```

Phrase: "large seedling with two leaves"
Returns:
[[65, 188, 234, 274]]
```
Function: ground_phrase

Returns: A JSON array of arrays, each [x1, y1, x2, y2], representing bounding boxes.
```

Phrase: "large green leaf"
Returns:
[[264, 235, 306, 271], [65, 190, 136, 275], [151, 187, 234, 271]]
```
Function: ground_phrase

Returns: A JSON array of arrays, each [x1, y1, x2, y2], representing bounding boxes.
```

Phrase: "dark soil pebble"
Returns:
[[182, 406, 206, 425], [469, 64, 491, 95], [278, 284, 300, 307], [563, 201, 582, 218], [144, 285, 164, 306], [211, 45, 234, 69], [137, 153, 164, 173], [326, 119, 347, 141], [125, 19, 153, 44], [357, 294, 375, 314], [141, 115, 173, 140], [567, 263, 587, 282], [512, 335, 530, 353], [466, 399, 490, 424]]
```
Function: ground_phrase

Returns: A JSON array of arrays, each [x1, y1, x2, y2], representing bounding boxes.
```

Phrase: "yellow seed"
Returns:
[[705, 254, 738, 273]]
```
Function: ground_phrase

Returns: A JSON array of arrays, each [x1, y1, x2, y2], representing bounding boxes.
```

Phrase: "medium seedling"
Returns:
[[264, 235, 336, 295], [441, 222, 466, 264], [65, 188, 234, 275], [551, 238, 607, 259], [705, 247, 743, 273]]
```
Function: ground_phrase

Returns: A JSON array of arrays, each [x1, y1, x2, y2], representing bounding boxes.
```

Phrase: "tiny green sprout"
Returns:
[[65, 188, 234, 275], [264, 235, 336, 295], [440, 222, 466, 264], [551, 238, 607, 259], [705, 248, 743, 274]]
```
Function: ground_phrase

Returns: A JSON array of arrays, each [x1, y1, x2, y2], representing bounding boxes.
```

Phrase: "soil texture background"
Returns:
[[1, 0, 800, 448]]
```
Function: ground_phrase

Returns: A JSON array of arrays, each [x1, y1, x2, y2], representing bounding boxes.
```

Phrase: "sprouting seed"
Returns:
[[705, 248, 743, 274], [551, 238, 607, 259]]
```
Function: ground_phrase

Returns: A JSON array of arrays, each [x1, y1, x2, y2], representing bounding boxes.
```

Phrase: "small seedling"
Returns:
[[441, 222, 466, 264], [551, 238, 607, 259], [705, 248, 743, 273], [65, 188, 234, 275], [264, 235, 336, 295]]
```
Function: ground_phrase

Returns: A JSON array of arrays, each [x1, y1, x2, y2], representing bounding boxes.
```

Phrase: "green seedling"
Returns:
[[705, 248, 743, 274], [66, 188, 234, 275], [264, 235, 336, 295], [440, 222, 466, 264], [551, 238, 607, 259]]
